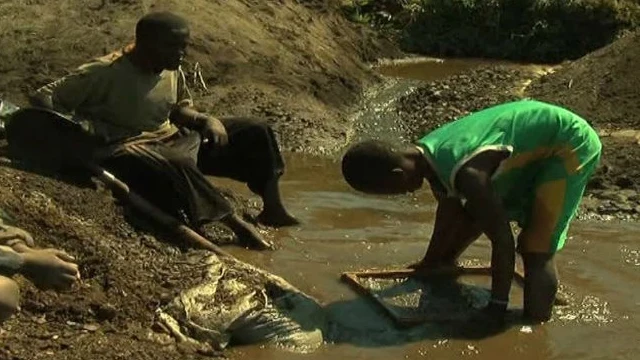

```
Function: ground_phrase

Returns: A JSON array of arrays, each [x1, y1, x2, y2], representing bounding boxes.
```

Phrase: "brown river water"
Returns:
[[219, 59, 639, 360]]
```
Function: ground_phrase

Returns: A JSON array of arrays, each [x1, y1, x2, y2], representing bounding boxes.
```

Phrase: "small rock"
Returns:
[[615, 203, 634, 212], [95, 303, 117, 322], [598, 190, 627, 202], [520, 326, 533, 334], [82, 324, 100, 332], [147, 331, 174, 346], [615, 176, 634, 189]]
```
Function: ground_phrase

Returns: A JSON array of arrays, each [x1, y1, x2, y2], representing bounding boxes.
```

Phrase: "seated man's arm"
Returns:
[[455, 154, 514, 313], [30, 64, 103, 114], [168, 66, 201, 129], [167, 68, 228, 147]]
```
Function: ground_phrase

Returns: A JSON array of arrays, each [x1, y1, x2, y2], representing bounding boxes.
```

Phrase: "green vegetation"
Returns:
[[342, 0, 640, 62]]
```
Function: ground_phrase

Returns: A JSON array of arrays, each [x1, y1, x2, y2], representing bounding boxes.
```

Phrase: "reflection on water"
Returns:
[[215, 56, 638, 359], [211, 153, 639, 360]]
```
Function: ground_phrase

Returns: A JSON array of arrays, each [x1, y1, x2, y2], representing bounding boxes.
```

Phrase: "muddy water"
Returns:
[[220, 59, 639, 359]]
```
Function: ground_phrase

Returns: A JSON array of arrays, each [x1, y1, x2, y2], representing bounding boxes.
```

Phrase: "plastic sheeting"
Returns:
[[157, 255, 326, 353]]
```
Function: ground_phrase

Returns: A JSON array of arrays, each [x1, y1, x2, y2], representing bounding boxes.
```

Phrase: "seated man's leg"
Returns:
[[101, 140, 270, 249], [0, 275, 20, 324], [102, 139, 232, 226], [198, 117, 298, 227]]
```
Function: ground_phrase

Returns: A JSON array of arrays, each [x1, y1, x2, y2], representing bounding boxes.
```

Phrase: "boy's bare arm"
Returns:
[[455, 153, 514, 313], [414, 196, 476, 268]]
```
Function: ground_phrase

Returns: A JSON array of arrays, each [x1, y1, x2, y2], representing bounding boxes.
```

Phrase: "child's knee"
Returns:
[[0, 276, 20, 323]]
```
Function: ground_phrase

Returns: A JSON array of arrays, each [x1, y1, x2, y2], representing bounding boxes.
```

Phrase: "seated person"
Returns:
[[1, 219, 80, 324], [341, 99, 602, 323], [28, 12, 298, 248]]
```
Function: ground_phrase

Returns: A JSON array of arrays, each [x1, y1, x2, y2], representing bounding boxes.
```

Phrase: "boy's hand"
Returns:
[[21, 248, 80, 291], [0, 224, 35, 247], [408, 260, 461, 274], [201, 117, 228, 147]]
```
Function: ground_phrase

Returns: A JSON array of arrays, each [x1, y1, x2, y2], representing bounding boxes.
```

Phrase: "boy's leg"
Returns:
[[0, 275, 20, 324], [521, 252, 558, 322], [518, 149, 599, 320], [198, 117, 298, 227]]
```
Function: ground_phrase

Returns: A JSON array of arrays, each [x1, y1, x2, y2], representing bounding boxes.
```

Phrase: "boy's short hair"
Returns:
[[341, 140, 403, 191]]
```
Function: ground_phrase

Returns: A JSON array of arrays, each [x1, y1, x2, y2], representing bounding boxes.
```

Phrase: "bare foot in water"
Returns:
[[256, 210, 300, 227]]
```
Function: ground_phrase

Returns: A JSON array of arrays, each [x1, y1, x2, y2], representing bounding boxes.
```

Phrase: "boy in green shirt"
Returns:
[[341, 99, 601, 323]]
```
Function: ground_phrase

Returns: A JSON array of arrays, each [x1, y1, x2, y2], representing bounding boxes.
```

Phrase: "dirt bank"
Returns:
[[528, 30, 640, 130], [0, 0, 400, 154], [0, 162, 221, 359]]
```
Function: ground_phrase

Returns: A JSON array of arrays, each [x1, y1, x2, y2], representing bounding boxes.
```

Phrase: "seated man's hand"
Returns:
[[201, 117, 228, 147], [21, 248, 80, 291], [0, 224, 35, 247]]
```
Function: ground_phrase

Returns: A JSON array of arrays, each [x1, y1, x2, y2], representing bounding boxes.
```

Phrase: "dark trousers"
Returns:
[[5, 109, 285, 227], [102, 117, 285, 226]]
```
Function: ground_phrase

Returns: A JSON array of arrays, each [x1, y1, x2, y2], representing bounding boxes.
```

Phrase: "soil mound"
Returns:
[[528, 30, 640, 129]]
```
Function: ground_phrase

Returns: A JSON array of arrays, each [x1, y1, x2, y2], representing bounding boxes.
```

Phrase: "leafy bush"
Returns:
[[342, 0, 640, 62]]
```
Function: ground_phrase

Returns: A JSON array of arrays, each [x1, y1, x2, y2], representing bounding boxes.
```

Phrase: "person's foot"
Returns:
[[256, 210, 300, 227]]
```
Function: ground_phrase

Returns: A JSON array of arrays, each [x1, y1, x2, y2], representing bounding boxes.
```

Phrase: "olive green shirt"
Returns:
[[36, 53, 193, 144]]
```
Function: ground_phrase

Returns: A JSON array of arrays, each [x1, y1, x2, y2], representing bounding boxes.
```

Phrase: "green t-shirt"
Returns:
[[416, 99, 600, 220]]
